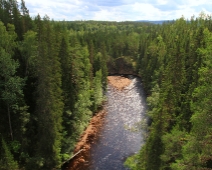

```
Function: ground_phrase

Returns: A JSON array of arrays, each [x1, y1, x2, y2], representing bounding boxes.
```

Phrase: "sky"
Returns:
[[17, 0, 212, 21]]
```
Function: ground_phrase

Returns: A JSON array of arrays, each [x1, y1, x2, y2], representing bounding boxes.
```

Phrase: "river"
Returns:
[[88, 76, 147, 170]]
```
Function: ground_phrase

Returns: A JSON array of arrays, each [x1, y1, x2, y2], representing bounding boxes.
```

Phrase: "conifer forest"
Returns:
[[1, 0, 212, 170]]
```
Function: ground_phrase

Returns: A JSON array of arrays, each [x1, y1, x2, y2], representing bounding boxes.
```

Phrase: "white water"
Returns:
[[88, 76, 147, 170]]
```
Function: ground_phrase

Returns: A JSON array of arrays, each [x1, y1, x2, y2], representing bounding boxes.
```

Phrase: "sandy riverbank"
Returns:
[[107, 76, 132, 90]]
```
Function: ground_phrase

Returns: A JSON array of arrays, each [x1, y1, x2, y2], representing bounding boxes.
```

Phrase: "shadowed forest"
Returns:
[[0, 0, 212, 170]]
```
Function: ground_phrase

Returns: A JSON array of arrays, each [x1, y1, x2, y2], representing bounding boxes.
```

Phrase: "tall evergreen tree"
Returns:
[[33, 15, 64, 169], [0, 22, 24, 141]]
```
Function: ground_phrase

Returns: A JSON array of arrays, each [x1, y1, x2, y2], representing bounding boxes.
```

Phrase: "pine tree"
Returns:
[[0, 138, 19, 170], [92, 69, 104, 111], [20, 0, 32, 34], [0, 22, 24, 141], [33, 15, 64, 169], [172, 27, 212, 170]]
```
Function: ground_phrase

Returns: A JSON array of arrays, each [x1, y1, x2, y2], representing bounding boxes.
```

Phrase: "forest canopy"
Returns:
[[0, 1, 212, 170]]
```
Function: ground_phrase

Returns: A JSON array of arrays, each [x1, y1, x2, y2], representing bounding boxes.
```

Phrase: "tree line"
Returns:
[[0, 1, 107, 169], [125, 13, 212, 170], [1, 1, 212, 170]]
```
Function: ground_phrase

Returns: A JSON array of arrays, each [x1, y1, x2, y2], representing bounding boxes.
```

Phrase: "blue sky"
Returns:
[[17, 0, 212, 21]]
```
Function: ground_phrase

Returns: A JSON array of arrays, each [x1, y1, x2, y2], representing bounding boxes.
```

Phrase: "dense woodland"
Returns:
[[0, 0, 212, 170]]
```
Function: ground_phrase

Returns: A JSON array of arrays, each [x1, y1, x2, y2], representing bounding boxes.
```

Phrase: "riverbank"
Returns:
[[65, 109, 106, 170], [65, 76, 132, 170], [107, 76, 132, 90]]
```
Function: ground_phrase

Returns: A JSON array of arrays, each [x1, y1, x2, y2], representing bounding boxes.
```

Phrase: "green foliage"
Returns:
[[126, 32, 140, 56], [0, 138, 19, 170], [170, 27, 212, 170], [1, 2, 212, 169], [0, 20, 25, 144], [124, 154, 139, 170], [161, 127, 187, 169], [92, 69, 104, 111], [34, 16, 64, 169], [146, 84, 160, 119], [133, 15, 212, 170], [19, 30, 38, 76], [94, 51, 108, 89]]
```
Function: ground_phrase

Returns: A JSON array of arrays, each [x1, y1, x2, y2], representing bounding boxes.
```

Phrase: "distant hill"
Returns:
[[135, 20, 174, 24]]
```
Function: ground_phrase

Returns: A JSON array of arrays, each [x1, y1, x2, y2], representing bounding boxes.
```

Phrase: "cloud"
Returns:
[[155, 2, 180, 11], [86, 0, 127, 7], [17, 0, 212, 21]]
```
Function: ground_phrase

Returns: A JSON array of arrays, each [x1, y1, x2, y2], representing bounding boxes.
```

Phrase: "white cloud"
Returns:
[[156, 0, 168, 5], [131, 3, 161, 20], [185, 0, 212, 7], [17, 0, 212, 21]]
